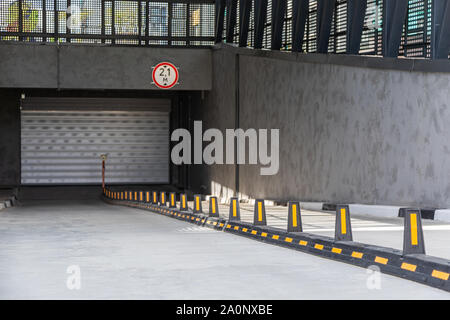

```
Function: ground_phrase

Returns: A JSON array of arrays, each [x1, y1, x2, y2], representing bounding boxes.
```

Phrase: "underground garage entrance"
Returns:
[[1, 0, 450, 304]]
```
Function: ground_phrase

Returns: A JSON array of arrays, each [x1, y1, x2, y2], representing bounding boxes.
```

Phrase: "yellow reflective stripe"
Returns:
[[211, 197, 216, 213], [242, 228, 248, 232], [375, 256, 388, 265], [341, 208, 347, 234], [332, 247, 342, 254], [251, 230, 257, 235], [285, 237, 293, 243], [432, 270, 449, 281], [410, 213, 418, 245], [401, 262, 417, 272], [292, 204, 297, 227], [162, 193, 165, 203], [171, 194, 175, 206], [299, 240, 308, 246], [232, 200, 237, 217], [351, 251, 363, 259], [153, 192, 157, 203], [226, 225, 231, 229], [272, 235, 279, 240], [261, 232, 268, 237], [234, 226, 239, 230], [314, 244, 324, 250], [146, 192, 149, 202], [258, 202, 262, 221], [196, 197, 200, 211]]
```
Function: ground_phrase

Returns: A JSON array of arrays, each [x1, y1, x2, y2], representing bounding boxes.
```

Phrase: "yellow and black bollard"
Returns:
[[335, 205, 353, 241], [169, 192, 177, 208], [287, 201, 302, 232], [253, 199, 267, 226], [209, 196, 219, 217], [229, 197, 240, 221], [180, 193, 188, 211], [193, 195, 203, 213], [402, 208, 426, 255], [160, 192, 167, 206]]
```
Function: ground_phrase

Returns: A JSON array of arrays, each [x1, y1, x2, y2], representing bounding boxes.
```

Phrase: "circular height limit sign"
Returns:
[[152, 62, 179, 89]]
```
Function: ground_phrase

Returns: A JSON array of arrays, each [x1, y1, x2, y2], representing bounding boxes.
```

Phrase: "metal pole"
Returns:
[[18, 0, 23, 41]]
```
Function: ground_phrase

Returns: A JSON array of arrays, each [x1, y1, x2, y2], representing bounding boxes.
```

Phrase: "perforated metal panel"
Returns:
[[21, 100, 170, 185]]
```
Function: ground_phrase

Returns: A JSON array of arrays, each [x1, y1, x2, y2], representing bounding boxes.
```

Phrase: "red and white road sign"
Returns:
[[152, 62, 179, 89]]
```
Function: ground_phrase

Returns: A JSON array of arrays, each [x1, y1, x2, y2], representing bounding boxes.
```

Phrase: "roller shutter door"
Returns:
[[21, 98, 170, 185]]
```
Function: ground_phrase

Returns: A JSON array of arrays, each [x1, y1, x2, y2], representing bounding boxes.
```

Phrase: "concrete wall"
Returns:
[[193, 45, 450, 208], [0, 43, 212, 90], [190, 49, 236, 199], [3, 41, 450, 208]]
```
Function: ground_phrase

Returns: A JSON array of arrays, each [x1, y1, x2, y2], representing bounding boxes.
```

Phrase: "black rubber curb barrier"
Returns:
[[103, 196, 450, 292]]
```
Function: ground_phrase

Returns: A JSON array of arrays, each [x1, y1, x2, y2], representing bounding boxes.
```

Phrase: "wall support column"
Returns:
[[382, 0, 408, 58]]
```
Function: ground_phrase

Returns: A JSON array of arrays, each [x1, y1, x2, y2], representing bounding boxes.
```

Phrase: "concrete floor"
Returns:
[[0, 200, 449, 299]]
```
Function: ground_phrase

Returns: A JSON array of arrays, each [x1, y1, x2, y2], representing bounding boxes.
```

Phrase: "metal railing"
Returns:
[[0, 0, 215, 47], [221, 0, 447, 60]]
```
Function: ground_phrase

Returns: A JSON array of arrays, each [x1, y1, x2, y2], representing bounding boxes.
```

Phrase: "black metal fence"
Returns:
[[0, 0, 447, 59], [0, 0, 215, 46], [226, 0, 434, 58]]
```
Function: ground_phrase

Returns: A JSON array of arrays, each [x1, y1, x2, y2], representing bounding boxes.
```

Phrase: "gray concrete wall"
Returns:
[[190, 49, 236, 199], [0, 43, 212, 90], [193, 45, 450, 208]]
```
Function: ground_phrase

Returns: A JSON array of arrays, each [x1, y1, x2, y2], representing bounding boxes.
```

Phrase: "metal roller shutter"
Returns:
[[21, 98, 170, 185]]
